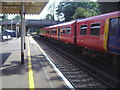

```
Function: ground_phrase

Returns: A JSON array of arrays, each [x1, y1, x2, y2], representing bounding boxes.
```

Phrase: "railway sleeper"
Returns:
[[71, 78, 93, 83]]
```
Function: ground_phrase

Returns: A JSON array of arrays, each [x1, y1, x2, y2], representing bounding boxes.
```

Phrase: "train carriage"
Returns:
[[39, 11, 120, 56], [39, 29, 45, 36], [76, 14, 106, 52], [40, 20, 77, 44], [59, 20, 76, 44], [107, 16, 120, 55], [44, 25, 59, 40], [40, 27, 51, 38], [76, 11, 120, 55], [50, 27, 58, 40]]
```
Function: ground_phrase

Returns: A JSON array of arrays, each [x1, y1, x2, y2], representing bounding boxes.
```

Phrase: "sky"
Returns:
[[26, 0, 61, 20]]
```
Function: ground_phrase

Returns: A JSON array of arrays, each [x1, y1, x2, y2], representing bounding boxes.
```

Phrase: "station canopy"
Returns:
[[1, 1, 48, 14]]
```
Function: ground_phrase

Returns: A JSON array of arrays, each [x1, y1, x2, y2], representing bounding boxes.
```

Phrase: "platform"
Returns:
[[1, 35, 74, 89]]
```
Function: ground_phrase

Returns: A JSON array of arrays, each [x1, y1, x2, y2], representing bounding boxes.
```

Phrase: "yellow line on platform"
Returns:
[[28, 40, 35, 90]]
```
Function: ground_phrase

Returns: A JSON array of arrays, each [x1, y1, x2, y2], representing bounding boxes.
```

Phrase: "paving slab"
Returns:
[[1, 36, 69, 89]]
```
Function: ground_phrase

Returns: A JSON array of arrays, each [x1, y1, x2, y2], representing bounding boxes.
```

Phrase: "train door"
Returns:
[[50, 29, 51, 38], [108, 17, 120, 54], [118, 18, 120, 54], [74, 22, 77, 45], [58, 27, 60, 40]]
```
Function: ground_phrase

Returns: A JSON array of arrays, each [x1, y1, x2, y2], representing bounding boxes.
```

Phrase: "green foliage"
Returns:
[[45, 14, 54, 20], [56, 2, 77, 21], [2, 15, 8, 20], [12, 15, 21, 20], [73, 7, 99, 20], [48, 3, 56, 20], [56, 2, 100, 21], [73, 8, 85, 19]]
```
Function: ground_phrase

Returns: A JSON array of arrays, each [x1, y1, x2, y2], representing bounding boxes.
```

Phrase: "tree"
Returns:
[[56, 2, 100, 21], [45, 14, 54, 20], [73, 7, 99, 20], [48, 3, 56, 20], [12, 15, 21, 20], [98, 2, 119, 14], [56, 2, 77, 21], [2, 15, 8, 20], [73, 8, 85, 19]]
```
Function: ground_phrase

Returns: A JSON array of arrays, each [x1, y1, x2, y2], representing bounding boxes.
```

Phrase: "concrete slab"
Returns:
[[2, 38, 28, 88], [27, 36, 66, 88]]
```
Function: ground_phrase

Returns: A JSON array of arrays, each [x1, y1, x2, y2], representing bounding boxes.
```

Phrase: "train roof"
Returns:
[[77, 11, 120, 23], [42, 11, 120, 29], [43, 20, 76, 29]]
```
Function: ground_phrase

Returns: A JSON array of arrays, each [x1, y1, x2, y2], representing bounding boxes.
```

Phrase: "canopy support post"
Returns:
[[21, 2, 25, 64], [24, 14, 26, 49]]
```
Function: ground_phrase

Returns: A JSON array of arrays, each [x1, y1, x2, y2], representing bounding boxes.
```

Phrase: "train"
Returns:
[[39, 11, 120, 57]]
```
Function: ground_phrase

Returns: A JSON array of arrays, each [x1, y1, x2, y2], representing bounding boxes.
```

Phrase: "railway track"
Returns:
[[33, 35, 117, 89]]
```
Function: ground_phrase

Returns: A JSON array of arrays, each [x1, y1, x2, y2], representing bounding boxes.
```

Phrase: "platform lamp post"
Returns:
[[16, 22, 20, 38], [11, 20, 13, 30], [18, 20, 21, 37], [16, 23, 18, 38], [18, 22, 20, 37]]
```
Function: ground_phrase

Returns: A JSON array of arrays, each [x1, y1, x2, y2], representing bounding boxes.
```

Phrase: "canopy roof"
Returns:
[[1, 2, 48, 14]]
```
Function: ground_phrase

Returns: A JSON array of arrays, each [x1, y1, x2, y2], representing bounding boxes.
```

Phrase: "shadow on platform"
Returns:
[[2, 53, 11, 65], [2, 54, 48, 76]]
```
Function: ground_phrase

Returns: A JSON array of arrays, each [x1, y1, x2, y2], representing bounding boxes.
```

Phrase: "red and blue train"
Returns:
[[39, 11, 120, 57]]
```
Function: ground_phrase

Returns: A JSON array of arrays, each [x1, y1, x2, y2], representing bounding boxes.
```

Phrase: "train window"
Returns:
[[66, 27, 71, 35], [39, 30, 41, 34], [40, 30, 45, 35], [52, 29, 57, 34], [80, 25, 87, 35], [109, 18, 119, 36], [61, 27, 66, 34], [46, 30, 50, 34], [90, 23, 100, 36]]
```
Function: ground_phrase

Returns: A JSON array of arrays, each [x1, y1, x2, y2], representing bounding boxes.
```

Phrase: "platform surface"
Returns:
[[1, 36, 69, 89]]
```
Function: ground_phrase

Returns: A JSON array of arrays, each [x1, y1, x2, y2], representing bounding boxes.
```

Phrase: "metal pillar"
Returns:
[[6, 25, 7, 29], [11, 20, 13, 30], [17, 22, 20, 38], [23, 14, 26, 49], [16, 24, 17, 38], [21, 2, 25, 64], [18, 24, 19, 37]]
